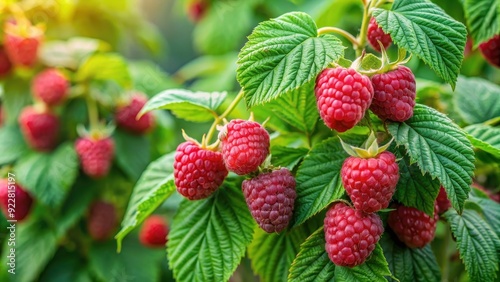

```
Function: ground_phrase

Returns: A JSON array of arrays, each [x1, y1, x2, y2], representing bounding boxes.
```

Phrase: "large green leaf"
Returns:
[[113, 129, 150, 181], [14, 143, 79, 207], [237, 12, 344, 107], [463, 0, 500, 47], [454, 76, 500, 125], [443, 208, 500, 282], [271, 146, 309, 171], [387, 104, 475, 213], [0, 125, 29, 165], [334, 244, 392, 281], [75, 53, 131, 88], [373, 0, 467, 89], [139, 89, 227, 122], [469, 190, 500, 239], [167, 182, 255, 282], [465, 124, 500, 158], [115, 153, 176, 251]]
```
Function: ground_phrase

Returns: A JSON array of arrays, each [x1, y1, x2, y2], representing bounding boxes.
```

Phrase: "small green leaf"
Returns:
[[288, 226, 335, 282], [454, 76, 500, 124], [465, 124, 500, 158], [76, 53, 132, 88], [373, 0, 467, 88], [129, 61, 179, 97], [237, 12, 344, 107], [113, 129, 151, 181], [139, 89, 226, 122], [167, 181, 255, 282], [271, 146, 309, 171], [14, 143, 79, 207], [334, 244, 391, 281], [39, 37, 109, 69], [0, 125, 29, 165], [115, 153, 176, 251], [463, 0, 500, 47], [443, 208, 500, 281], [388, 104, 475, 213]]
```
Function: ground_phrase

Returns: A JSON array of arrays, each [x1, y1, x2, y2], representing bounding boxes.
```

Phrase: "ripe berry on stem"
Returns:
[[31, 68, 69, 106], [19, 105, 59, 152], [388, 203, 439, 248], [139, 215, 169, 248], [0, 179, 33, 222], [115, 93, 155, 134]]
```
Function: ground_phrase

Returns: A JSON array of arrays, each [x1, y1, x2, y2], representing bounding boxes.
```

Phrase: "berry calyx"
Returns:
[[324, 202, 384, 267], [479, 34, 500, 68], [139, 215, 169, 248], [174, 141, 228, 200], [31, 69, 69, 106], [75, 136, 115, 179], [242, 168, 296, 233], [367, 17, 392, 52], [18, 106, 60, 151], [87, 201, 118, 241], [219, 119, 270, 175], [115, 93, 155, 134], [388, 204, 439, 248], [0, 179, 33, 222]]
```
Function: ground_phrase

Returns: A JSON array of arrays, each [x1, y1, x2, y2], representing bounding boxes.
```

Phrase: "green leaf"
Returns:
[[465, 124, 500, 158], [14, 143, 79, 207], [248, 225, 311, 282], [39, 249, 93, 282], [267, 82, 319, 135], [443, 208, 500, 281], [387, 104, 475, 213], [454, 76, 500, 124], [288, 226, 335, 282], [129, 61, 179, 97], [469, 194, 500, 239], [237, 11, 345, 107], [380, 233, 441, 282], [463, 0, 500, 47], [167, 182, 255, 282], [115, 153, 176, 251], [373, 0, 467, 88], [39, 37, 109, 69], [334, 244, 391, 281], [113, 129, 150, 181], [271, 146, 309, 171], [0, 125, 29, 165], [139, 89, 226, 122], [76, 53, 132, 88]]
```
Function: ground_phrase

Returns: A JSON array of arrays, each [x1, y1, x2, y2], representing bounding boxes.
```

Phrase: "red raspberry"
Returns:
[[18, 106, 59, 151], [0, 179, 33, 222], [370, 66, 416, 122], [315, 67, 374, 132], [174, 141, 228, 200], [220, 119, 270, 175], [436, 186, 451, 214], [188, 0, 208, 22], [115, 94, 155, 134], [242, 168, 296, 233], [324, 202, 384, 267], [367, 17, 392, 52], [31, 69, 69, 106], [4, 21, 43, 67], [341, 151, 399, 213], [388, 204, 438, 248], [0, 46, 13, 77], [479, 35, 500, 68], [75, 136, 115, 179], [139, 215, 169, 248], [87, 201, 118, 241]]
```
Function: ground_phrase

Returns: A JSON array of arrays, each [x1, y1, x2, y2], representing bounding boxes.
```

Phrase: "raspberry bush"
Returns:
[[1, 0, 500, 281]]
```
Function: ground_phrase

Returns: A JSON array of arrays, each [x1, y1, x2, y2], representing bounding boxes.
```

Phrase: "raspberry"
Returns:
[[19, 106, 59, 151], [75, 136, 115, 179], [220, 119, 270, 175], [115, 94, 155, 134], [367, 17, 392, 52], [341, 151, 399, 213], [370, 66, 416, 122], [31, 69, 69, 106], [315, 67, 374, 132], [87, 201, 117, 241], [0, 179, 33, 222], [4, 21, 43, 67], [324, 202, 384, 267], [479, 35, 500, 68], [242, 168, 296, 233], [0, 46, 13, 77], [188, 0, 208, 22], [436, 186, 451, 214], [388, 204, 438, 248], [139, 215, 169, 248], [174, 141, 228, 200]]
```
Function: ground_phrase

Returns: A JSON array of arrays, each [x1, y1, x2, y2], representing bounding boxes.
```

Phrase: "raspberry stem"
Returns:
[[317, 27, 359, 48], [84, 85, 100, 132]]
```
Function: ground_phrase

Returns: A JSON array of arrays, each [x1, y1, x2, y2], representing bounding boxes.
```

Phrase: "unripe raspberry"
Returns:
[[0, 179, 33, 222], [87, 201, 118, 241], [242, 168, 296, 233], [388, 204, 439, 248], [31, 69, 69, 106], [315, 67, 374, 132], [115, 94, 155, 134], [174, 141, 228, 200], [324, 202, 384, 267], [367, 17, 392, 52], [479, 35, 500, 68], [139, 215, 169, 248], [220, 119, 270, 175], [18, 106, 59, 151], [75, 136, 115, 179]]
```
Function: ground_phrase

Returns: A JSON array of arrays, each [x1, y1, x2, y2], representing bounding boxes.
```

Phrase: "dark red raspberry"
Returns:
[[18, 106, 59, 151], [0, 179, 33, 222], [139, 215, 169, 248], [315, 67, 374, 132], [367, 17, 392, 52], [370, 66, 416, 122], [242, 168, 296, 233], [87, 201, 117, 241], [324, 202, 384, 267], [174, 141, 228, 200], [220, 119, 270, 175], [388, 204, 438, 248], [31, 69, 69, 106], [341, 151, 399, 213], [479, 35, 500, 68], [115, 94, 155, 134], [0, 46, 13, 77], [436, 186, 451, 214], [75, 136, 115, 179], [4, 21, 43, 67]]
